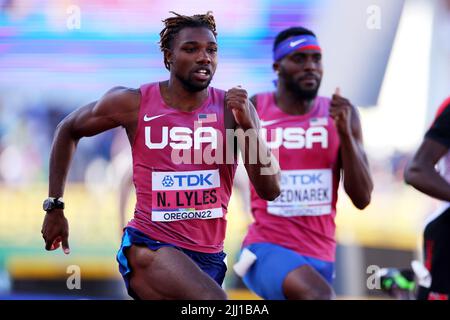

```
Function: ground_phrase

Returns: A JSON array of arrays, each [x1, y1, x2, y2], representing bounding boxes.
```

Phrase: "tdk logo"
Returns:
[[161, 176, 174, 187], [163, 173, 213, 188], [282, 173, 323, 185]]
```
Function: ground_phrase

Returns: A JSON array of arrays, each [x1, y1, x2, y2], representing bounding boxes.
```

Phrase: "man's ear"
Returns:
[[164, 49, 173, 69], [273, 62, 280, 74]]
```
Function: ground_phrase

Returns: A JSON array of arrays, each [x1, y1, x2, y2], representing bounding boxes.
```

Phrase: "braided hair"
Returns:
[[159, 11, 217, 70]]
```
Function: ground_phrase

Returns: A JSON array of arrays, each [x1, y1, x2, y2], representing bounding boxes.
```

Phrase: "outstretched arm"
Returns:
[[330, 89, 373, 209], [225, 87, 280, 201], [42, 87, 140, 254]]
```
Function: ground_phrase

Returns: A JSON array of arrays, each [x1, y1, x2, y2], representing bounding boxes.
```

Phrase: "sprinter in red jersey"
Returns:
[[41, 12, 280, 300], [235, 27, 373, 300]]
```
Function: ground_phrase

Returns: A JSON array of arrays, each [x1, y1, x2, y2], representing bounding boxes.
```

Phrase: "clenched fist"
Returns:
[[329, 87, 353, 137], [225, 86, 255, 130]]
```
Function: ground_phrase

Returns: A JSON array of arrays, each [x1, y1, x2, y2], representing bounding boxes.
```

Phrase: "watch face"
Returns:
[[43, 199, 54, 211], [43, 198, 64, 211]]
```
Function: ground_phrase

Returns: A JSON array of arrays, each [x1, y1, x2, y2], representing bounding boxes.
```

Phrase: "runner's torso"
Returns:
[[127, 82, 237, 253]]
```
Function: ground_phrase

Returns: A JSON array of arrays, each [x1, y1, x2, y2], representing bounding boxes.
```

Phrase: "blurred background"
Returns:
[[0, 0, 449, 299]]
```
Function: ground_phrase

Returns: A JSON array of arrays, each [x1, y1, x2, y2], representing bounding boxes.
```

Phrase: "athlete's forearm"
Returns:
[[339, 134, 373, 209], [405, 162, 450, 202], [237, 128, 280, 201], [48, 119, 79, 198]]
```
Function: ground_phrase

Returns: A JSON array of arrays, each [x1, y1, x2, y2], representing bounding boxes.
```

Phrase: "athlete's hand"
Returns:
[[226, 86, 255, 130], [330, 87, 353, 137], [41, 209, 70, 254]]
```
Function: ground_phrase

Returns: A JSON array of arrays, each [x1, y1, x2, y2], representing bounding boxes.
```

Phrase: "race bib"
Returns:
[[151, 169, 223, 222], [267, 169, 332, 217]]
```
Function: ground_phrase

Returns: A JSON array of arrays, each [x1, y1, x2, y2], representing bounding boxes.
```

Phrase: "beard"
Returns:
[[280, 69, 321, 100], [175, 72, 213, 92]]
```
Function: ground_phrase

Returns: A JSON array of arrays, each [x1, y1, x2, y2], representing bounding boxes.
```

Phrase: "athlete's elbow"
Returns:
[[260, 190, 280, 202], [55, 117, 68, 133], [54, 118, 72, 140], [55, 114, 71, 133], [257, 183, 280, 201], [345, 182, 372, 210], [404, 163, 420, 187], [354, 196, 371, 210], [404, 171, 413, 186], [55, 115, 83, 142], [350, 191, 371, 210]]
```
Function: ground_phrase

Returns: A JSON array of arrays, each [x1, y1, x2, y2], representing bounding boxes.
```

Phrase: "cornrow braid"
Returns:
[[159, 11, 217, 70]]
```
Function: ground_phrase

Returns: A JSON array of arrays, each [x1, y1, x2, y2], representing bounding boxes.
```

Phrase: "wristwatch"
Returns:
[[43, 197, 65, 212]]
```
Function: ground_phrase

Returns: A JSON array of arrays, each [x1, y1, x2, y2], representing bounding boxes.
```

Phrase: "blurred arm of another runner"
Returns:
[[405, 101, 450, 201]]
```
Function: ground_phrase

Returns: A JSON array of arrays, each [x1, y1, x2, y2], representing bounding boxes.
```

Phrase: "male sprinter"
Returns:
[[236, 27, 373, 300], [405, 97, 450, 300], [41, 12, 280, 300]]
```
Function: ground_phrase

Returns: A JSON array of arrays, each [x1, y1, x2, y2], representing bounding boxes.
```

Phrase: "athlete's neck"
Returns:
[[160, 80, 209, 112], [275, 85, 315, 115]]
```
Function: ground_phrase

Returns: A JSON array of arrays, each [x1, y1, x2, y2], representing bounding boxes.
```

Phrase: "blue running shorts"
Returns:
[[117, 227, 227, 299], [242, 242, 334, 300]]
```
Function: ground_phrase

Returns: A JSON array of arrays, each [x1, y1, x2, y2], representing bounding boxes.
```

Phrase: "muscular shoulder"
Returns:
[[98, 86, 140, 114], [94, 86, 141, 126]]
